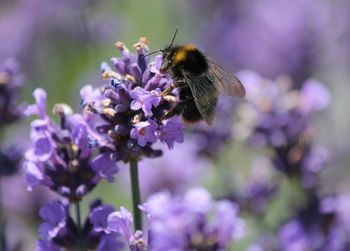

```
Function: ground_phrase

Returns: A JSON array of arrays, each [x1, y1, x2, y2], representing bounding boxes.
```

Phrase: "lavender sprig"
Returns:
[[191, 0, 327, 83], [81, 38, 185, 231], [23, 88, 119, 201], [235, 71, 330, 188], [81, 38, 184, 162], [104, 187, 245, 251], [36, 200, 124, 251], [278, 193, 350, 250], [23, 88, 121, 250], [0, 58, 24, 128], [0, 58, 24, 251]]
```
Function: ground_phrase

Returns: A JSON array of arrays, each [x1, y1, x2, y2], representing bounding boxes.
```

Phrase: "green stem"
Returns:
[[130, 157, 142, 231], [75, 201, 86, 251], [0, 179, 4, 250]]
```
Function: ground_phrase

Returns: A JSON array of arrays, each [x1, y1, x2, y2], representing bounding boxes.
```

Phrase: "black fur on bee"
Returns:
[[161, 45, 218, 124]]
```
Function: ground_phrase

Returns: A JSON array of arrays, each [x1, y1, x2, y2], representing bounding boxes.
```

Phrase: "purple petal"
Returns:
[[90, 205, 115, 233], [108, 207, 134, 240], [91, 154, 119, 182]]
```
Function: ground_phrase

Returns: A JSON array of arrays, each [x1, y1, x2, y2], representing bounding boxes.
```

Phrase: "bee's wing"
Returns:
[[182, 71, 219, 125], [208, 60, 246, 98]]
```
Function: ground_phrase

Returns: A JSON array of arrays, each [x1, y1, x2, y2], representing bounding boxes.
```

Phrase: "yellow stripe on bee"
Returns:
[[173, 44, 197, 64]]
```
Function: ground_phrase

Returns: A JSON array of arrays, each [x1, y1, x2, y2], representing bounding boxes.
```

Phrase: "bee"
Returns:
[[147, 28, 246, 125]]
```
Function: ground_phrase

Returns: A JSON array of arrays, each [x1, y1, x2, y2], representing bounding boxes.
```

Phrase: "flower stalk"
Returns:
[[75, 201, 86, 251], [0, 182, 4, 250], [130, 157, 142, 231]]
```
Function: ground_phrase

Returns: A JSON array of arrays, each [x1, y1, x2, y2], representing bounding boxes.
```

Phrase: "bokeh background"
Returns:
[[1, 0, 350, 250]]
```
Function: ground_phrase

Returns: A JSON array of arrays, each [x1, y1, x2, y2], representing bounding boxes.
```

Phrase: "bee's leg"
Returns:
[[163, 102, 184, 120], [159, 83, 177, 97]]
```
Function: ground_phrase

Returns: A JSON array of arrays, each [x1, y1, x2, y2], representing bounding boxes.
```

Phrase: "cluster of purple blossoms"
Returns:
[[235, 71, 330, 187], [23, 88, 119, 201], [141, 188, 245, 251], [23, 88, 123, 250], [102, 187, 244, 251], [235, 157, 278, 215], [0, 0, 119, 60], [0, 58, 24, 127], [81, 38, 184, 162], [277, 192, 350, 251], [190, 97, 238, 158], [191, 0, 328, 83], [0, 58, 24, 176], [0, 145, 22, 177], [0, 58, 25, 250], [37, 200, 124, 251], [22, 38, 188, 250]]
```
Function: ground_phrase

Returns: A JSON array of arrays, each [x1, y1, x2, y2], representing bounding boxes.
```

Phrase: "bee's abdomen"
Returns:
[[182, 100, 203, 123], [179, 86, 193, 101]]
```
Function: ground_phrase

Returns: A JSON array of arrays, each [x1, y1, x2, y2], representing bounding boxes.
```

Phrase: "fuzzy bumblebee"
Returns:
[[159, 42, 245, 125]]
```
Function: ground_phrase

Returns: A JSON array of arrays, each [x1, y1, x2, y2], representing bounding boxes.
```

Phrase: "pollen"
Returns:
[[174, 50, 186, 64], [173, 44, 197, 64], [101, 70, 121, 80], [115, 41, 124, 49], [103, 108, 117, 118], [184, 44, 196, 51]]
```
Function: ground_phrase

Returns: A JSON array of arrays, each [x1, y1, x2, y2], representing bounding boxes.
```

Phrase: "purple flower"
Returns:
[[237, 157, 278, 214], [277, 194, 347, 251], [299, 79, 331, 114], [279, 221, 309, 251], [96, 233, 124, 251], [190, 97, 236, 157], [90, 204, 115, 234], [141, 187, 245, 250], [91, 154, 120, 183], [108, 207, 134, 242], [0, 58, 24, 127], [24, 88, 48, 119], [108, 207, 149, 251], [130, 87, 160, 116], [191, 0, 328, 83], [38, 201, 68, 240], [81, 38, 184, 162], [0, 145, 21, 177], [0, 0, 120, 60], [36, 239, 62, 251], [37, 200, 79, 248], [37, 199, 124, 250], [235, 71, 329, 187], [106, 188, 244, 250], [130, 119, 158, 147], [158, 117, 184, 149], [23, 89, 119, 200]]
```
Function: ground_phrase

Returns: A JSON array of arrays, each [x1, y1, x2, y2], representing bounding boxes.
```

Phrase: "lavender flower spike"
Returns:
[[130, 119, 158, 147], [108, 188, 245, 251], [141, 188, 245, 251], [24, 88, 119, 200], [81, 37, 184, 162], [37, 200, 124, 250], [0, 58, 24, 127], [130, 87, 160, 117]]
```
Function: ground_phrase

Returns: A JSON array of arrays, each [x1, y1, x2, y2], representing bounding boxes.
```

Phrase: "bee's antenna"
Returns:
[[168, 26, 179, 49], [142, 27, 179, 58], [142, 49, 164, 58]]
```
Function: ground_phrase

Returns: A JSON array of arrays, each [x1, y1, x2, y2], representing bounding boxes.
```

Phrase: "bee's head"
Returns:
[[143, 27, 179, 73], [160, 46, 177, 73]]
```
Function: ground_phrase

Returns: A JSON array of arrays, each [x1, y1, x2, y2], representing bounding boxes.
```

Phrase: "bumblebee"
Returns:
[[152, 28, 246, 125]]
